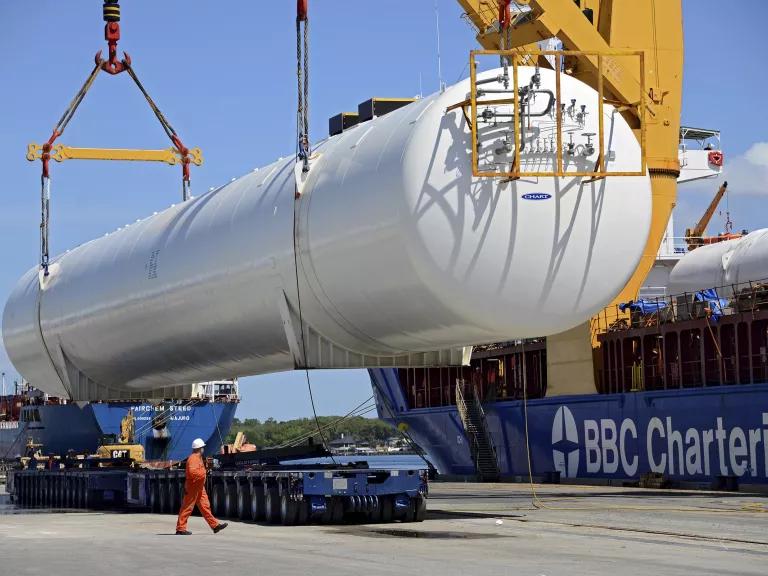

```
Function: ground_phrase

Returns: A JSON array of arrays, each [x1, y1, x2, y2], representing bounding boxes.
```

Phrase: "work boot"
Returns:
[[213, 522, 228, 534], [176, 530, 192, 535]]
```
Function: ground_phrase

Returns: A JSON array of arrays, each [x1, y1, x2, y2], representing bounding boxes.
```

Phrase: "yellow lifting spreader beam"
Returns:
[[26, 143, 203, 166]]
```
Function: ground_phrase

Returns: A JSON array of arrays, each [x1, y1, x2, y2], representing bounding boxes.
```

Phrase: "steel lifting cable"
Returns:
[[276, 396, 376, 449], [296, 0, 310, 172], [519, 339, 768, 515], [122, 62, 195, 201], [38, 62, 102, 275], [368, 377, 436, 473], [130, 396, 205, 441], [291, 0, 335, 463]]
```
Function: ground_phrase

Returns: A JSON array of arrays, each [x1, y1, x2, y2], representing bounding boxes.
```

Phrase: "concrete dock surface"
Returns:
[[1, 482, 766, 576]]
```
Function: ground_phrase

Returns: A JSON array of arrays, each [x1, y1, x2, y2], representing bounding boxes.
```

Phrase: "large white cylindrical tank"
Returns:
[[669, 228, 768, 294], [2, 67, 651, 398]]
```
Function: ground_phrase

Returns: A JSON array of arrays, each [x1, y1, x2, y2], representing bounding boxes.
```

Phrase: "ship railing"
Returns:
[[594, 276, 768, 335]]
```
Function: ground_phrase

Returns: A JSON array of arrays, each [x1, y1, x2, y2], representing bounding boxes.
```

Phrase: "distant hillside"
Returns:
[[226, 415, 396, 448]]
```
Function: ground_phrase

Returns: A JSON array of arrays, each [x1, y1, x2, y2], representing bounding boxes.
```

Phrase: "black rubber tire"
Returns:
[[320, 497, 333, 524], [327, 497, 344, 524], [224, 482, 238, 518], [159, 481, 168, 513], [150, 480, 160, 513], [413, 495, 427, 522], [55, 477, 63, 508], [296, 498, 309, 525], [403, 498, 416, 522], [380, 497, 393, 523], [168, 480, 179, 513], [177, 482, 185, 512], [18, 476, 25, 507], [32, 476, 39, 507], [264, 482, 281, 524], [211, 483, 225, 517], [66, 478, 75, 508], [39, 477, 47, 507], [368, 499, 382, 523], [81, 478, 90, 509], [280, 491, 299, 526], [250, 482, 265, 521], [236, 482, 251, 520]]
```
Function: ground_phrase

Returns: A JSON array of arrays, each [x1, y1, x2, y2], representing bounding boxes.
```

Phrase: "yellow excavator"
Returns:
[[457, 0, 685, 395], [95, 411, 145, 463]]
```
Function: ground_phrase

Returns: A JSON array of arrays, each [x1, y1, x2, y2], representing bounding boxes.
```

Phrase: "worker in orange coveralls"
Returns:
[[176, 438, 228, 535]]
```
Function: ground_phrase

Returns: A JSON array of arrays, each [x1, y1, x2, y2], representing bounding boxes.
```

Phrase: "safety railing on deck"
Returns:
[[593, 277, 768, 335]]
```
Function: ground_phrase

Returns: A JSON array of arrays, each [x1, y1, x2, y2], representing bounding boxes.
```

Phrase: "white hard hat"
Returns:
[[191, 438, 206, 449]]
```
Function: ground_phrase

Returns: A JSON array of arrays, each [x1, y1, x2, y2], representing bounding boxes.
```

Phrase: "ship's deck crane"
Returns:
[[684, 181, 741, 250], [456, 0, 684, 394]]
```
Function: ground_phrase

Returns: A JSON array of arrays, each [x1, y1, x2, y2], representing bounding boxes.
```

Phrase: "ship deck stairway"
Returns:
[[455, 380, 500, 482]]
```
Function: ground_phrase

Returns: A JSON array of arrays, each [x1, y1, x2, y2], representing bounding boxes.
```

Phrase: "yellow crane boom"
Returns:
[[456, 0, 684, 394], [685, 181, 729, 249]]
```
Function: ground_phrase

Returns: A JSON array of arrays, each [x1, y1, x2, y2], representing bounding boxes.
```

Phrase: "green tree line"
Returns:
[[227, 416, 396, 448]]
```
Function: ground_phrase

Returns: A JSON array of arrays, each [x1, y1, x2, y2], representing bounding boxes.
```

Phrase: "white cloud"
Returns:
[[722, 157, 768, 196], [681, 141, 768, 196], [745, 142, 768, 167]]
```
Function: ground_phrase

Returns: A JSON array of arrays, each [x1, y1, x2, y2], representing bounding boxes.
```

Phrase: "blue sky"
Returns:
[[1, 1, 766, 420]]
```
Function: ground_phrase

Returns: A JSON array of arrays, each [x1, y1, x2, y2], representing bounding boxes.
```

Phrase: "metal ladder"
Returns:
[[455, 379, 500, 482]]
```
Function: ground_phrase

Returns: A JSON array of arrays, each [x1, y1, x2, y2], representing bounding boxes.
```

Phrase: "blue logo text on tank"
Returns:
[[521, 193, 552, 200]]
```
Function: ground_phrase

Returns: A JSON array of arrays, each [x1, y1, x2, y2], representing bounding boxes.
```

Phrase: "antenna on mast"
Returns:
[[434, 0, 446, 93]]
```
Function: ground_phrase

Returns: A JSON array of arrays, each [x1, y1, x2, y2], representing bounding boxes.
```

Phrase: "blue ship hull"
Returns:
[[371, 368, 768, 485], [1, 400, 237, 461]]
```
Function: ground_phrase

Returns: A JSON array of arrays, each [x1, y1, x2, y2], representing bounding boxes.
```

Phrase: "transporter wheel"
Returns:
[[32, 476, 40, 507], [279, 490, 299, 526], [54, 476, 63, 508], [320, 497, 344, 524], [368, 499, 382, 523], [211, 483, 225, 517], [44, 476, 52, 507], [49, 476, 56, 507], [38, 476, 46, 507], [264, 482, 281, 524], [18, 476, 26, 507], [37, 477, 45, 507], [236, 482, 251, 520], [66, 478, 75, 508], [159, 481, 168, 513], [250, 482, 265, 521], [177, 482, 185, 511], [296, 497, 309, 525], [70, 478, 78, 508], [149, 480, 160, 513], [224, 482, 238, 518], [380, 497, 393, 523], [167, 479, 179, 512], [81, 478, 90, 509], [413, 495, 427, 522]]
